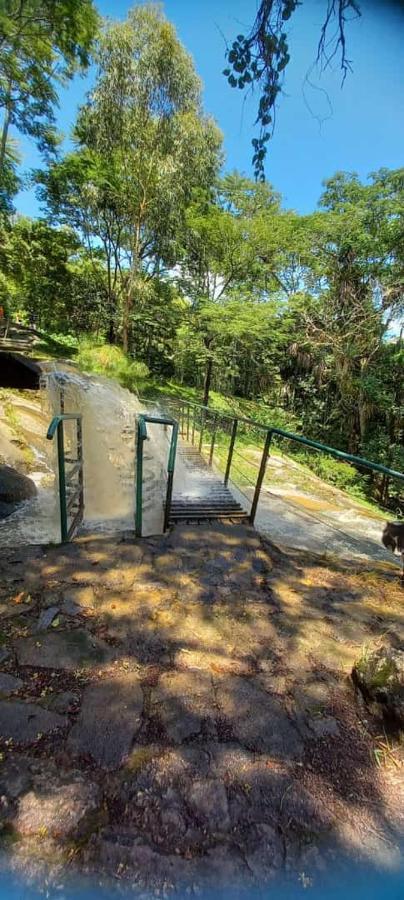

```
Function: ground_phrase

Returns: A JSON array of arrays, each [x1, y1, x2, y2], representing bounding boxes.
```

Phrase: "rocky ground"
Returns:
[[0, 521, 403, 897]]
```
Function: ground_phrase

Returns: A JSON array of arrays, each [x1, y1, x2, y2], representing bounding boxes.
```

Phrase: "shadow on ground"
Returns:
[[0, 521, 403, 896]]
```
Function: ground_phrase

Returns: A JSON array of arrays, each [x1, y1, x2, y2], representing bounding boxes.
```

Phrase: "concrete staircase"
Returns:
[[170, 443, 247, 523]]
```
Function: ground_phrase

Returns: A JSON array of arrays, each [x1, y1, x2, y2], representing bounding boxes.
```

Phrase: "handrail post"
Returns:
[[76, 418, 84, 521], [136, 413, 179, 537], [209, 413, 218, 466], [164, 421, 179, 531], [47, 413, 84, 542], [191, 406, 196, 445], [186, 403, 190, 441], [224, 418, 238, 486], [250, 429, 273, 525], [56, 422, 68, 542], [198, 408, 205, 453], [135, 419, 146, 537]]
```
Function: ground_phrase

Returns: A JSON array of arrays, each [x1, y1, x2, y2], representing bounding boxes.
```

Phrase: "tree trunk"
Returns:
[[107, 316, 115, 344], [121, 277, 132, 354], [122, 310, 129, 354], [203, 357, 213, 407], [0, 104, 11, 174]]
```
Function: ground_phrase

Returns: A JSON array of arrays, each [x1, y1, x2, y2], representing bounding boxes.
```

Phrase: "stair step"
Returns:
[[171, 507, 243, 513], [166, 434, 249, 524], [171, 500, 242, 509], [170, 511, 247, 521]]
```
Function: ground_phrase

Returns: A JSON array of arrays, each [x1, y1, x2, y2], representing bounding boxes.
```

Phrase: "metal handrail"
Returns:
[[47, 413, 84, 542], [135, 414, 179, 537], [46, 413, 83, 440], [151, 394, 404, 525], [152, 395, 404, 483]]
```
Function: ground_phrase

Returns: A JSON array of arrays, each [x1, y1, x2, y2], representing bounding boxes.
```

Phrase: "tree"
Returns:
[[0, 0, 99, 183], [60, 4, 222, 352], [177, 174, 291, 403], [280, 169, 404, 455], [0, 216, 106, 332], [175, 295, 282, 404], [0, 133, 19, 213], [224, 0, 361, 179], [37, 148, 125, 342]]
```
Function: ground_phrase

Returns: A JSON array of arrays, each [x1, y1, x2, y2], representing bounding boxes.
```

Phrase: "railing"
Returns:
[[150, 395, 404, 525], [135, 414, 179, 537], [46, 414, 84, 542]]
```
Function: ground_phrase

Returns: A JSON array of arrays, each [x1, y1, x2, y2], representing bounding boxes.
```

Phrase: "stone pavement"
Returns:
[[0, 522, 403, 895]]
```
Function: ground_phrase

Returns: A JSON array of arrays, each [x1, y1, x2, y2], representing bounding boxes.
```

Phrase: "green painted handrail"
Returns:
[[151, 395, 404, 484], [149, 394, 403, 526], [135, 414, 179, 537], [46, 413, 83, 441], [47, 414, 83, 542]]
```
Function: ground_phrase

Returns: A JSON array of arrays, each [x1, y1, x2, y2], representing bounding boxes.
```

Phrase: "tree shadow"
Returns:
[[0, 522, 403, 895]]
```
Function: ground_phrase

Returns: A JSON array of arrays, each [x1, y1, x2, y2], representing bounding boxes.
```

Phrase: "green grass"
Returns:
[[23, 331, 79, 360], [76, 338, 149, 392], [142, 378, 299, 430]]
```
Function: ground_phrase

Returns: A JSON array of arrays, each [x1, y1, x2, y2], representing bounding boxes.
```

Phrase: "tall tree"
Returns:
[[0, 0, 99, 183], [0, 216, 106, 332], [178, 174, 294, 403], [37, 149, 124, 342], [0, 133, 19, 212], [281, 169, 404, 453], [64, 4, 222, 351]]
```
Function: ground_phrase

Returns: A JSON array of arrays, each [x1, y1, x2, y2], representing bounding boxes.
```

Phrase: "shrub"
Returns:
[[47, 332, 79, 351], [76, 339, 149, 393], [293, 451, 367, 498]]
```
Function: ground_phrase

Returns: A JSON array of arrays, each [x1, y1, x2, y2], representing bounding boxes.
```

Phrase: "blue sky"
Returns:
[[15, 0, 404, 216]]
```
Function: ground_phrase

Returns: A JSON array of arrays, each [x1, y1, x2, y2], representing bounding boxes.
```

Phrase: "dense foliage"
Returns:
[[0, 3, 402, 508]]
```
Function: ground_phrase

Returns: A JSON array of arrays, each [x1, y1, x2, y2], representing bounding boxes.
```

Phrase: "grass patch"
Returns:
[[76, 338, 149, 393]]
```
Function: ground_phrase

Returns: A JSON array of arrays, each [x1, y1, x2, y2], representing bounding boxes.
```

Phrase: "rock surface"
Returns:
[[67, 673, 143, 769], [0, 464, 37, 518], [13, 629, 111, 670], [353, 645, 404, 726], [0, 700, 67, 741], [43, 690, 78, 714], [216, 675, 303, 758], [0, 756, 33, 799], [14, 779, 101, 839], [0, 521, 402, 893], [187, 778, 230, 832], [0, 673, 23, 696], [37, 605, 59, 631], [153, 670, 215, 742]]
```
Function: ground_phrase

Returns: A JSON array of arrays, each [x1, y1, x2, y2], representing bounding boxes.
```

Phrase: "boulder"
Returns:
[[353, 646, 404, 728], [0, 465, 37, 518]]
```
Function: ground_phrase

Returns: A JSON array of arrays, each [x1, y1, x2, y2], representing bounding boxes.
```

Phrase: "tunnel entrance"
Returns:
[[0, 352, 43, 389]]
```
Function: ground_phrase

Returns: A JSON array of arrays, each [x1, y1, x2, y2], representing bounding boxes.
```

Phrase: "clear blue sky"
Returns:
[[15, 0, 404, 216]]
